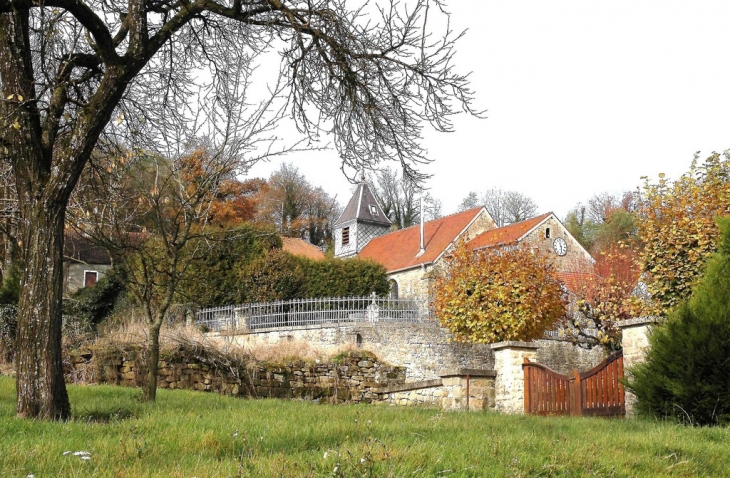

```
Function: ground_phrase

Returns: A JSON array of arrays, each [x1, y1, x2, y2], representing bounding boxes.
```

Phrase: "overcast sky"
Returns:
[[247, 1, 730, 220]]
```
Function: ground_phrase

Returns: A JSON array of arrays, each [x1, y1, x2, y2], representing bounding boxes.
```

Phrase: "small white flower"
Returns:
[[360, 458, 366, 463], [62, 451, 71, 455], [27, 474, 34, 478], [333, 466, 339, 473], [81, 456, 91, 461], [73, 451, 91, 457], [323, 451, 328, 459]]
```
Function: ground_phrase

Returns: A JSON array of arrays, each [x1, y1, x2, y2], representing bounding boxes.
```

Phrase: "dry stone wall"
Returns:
[[67, 347, 406, 403]]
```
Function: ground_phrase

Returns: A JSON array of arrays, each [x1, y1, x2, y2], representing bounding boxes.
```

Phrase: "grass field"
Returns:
[[0, 376, 728, 477]]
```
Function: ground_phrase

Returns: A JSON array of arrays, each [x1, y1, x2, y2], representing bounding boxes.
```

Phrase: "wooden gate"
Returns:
[[523, 351, 625, 417]]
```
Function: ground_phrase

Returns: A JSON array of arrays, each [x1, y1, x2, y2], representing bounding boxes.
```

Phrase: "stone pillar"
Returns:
[[490, 341, 539, 414], [618, 317, 659, 417]]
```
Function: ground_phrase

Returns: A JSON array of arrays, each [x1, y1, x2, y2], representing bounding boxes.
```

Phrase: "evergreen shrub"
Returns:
[[627, 216, 730, 425]]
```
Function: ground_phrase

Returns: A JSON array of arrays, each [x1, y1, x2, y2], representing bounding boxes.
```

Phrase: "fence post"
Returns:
[[617, 317, 659, 417], [491, 341, 539, 414]]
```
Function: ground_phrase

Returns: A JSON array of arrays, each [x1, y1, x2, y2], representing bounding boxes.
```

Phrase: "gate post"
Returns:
[[491, 341, 538, 414], [617, 317, 659, 417]]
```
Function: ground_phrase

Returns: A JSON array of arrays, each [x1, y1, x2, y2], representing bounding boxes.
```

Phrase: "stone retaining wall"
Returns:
[[68, 347, 407, 403], [216, 321, 493, 382]]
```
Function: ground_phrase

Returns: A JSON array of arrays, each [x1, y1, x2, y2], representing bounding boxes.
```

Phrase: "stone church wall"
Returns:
[[519, 215, 593, 272]]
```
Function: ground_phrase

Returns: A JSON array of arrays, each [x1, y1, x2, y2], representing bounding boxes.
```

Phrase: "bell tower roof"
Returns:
[[334, 182, 391, 228]]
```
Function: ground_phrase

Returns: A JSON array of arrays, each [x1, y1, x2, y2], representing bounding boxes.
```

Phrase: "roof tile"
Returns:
[[358, 207, 485, 272], [467, 213, 552, 250], [282, 237, 326, 260]]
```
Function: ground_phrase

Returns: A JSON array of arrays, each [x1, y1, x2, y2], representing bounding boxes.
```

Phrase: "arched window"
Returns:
[[389, 279, 399, 299], [545, 227, 551, 239]]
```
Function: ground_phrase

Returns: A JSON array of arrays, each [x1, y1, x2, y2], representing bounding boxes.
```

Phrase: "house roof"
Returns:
[[282, 237, 325, 260], [555, 271, 597, 295], [358, 207, 486, 272], [333, 182, 391, 227], [467, 213, 552, 250], [64, 232, 112, 265]]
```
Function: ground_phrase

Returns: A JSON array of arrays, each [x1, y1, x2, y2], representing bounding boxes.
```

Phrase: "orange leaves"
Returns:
[[433, 240, 566, 344], [637, 152, 730, 315]]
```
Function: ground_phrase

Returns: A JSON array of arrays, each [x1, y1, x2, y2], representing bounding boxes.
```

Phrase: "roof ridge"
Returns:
[[385, 206, 484, 234]]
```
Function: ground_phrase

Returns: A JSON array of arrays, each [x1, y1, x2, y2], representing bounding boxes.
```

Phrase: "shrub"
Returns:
[[65, 266, 129, 326], [300, 258, 389, 298], [627, 216, 730, 426], [0, 265, 20, 305], [176, 224, 281, 306]]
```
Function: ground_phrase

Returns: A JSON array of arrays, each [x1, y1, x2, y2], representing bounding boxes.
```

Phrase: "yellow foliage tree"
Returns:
[[433, 240, 567, 343], [637, 151, 730, 316]]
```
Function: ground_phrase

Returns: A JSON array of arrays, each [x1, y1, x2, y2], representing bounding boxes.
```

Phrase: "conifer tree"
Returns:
[[627, 216, 730, 425]]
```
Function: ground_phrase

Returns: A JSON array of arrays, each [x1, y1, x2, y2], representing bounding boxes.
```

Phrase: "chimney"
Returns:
[[419, 196, 425, 255]]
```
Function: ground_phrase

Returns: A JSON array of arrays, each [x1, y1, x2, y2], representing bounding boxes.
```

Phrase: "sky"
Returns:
[[246, 1, 730, 219]]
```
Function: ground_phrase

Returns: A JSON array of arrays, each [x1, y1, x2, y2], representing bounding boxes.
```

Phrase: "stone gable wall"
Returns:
[[519, 216, 593, 272]]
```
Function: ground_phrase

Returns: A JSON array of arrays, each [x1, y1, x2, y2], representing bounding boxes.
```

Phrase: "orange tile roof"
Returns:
[[555, 271, 598, 294], [467, 213, 552, 250], [358, 207, 485, 272], [282, 237, 326, 260]]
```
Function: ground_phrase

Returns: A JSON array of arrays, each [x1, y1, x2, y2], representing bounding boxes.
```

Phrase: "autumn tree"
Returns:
[[565, 191, 639, 254], [433, 240, 566, 343], [256, 163, 339, 245], [628, 216, 730, 425], [636, 151, 730, 316], [0, 0, 478, 419], [561, 244, 641, 350], [69, 146, 261, 401]]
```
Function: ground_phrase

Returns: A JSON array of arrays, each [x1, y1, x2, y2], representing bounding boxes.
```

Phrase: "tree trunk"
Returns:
[[143, 322, 163, 402], [14, 200, 70, 419]]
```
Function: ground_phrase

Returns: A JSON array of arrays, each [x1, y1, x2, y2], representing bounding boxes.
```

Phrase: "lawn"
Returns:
[[0, 376, 727, 477]]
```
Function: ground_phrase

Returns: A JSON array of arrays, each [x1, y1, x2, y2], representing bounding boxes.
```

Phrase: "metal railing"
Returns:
[[195, 293, 429, 332]]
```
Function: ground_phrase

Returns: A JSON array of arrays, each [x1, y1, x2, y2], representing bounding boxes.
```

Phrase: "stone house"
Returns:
[[63, 231, 113, 296], [332, 183, 593, 302]]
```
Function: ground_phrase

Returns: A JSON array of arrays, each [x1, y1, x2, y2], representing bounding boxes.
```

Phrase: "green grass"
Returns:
[[0, 376, 728, 477]]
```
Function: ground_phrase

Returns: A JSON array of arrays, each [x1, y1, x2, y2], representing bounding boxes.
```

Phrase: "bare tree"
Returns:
[[502, 190, 539, 225], [480, 188, 538, 227], [369, 166, 424, 229], [457, 191, 479, 212], [0, 0, 478, 418]]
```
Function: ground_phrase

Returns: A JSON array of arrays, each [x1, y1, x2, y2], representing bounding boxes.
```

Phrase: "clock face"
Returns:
[[553, 237, 567, 256]]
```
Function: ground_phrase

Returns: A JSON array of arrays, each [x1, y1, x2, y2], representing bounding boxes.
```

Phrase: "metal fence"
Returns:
[[195, 294, 429, 332]]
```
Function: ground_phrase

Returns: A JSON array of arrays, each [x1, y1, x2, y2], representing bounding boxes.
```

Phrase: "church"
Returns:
[[333, 180, 593, 301]]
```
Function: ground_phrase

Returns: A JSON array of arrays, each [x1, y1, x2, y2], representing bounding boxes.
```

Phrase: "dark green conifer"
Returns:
[[628, 216, 730, 425]]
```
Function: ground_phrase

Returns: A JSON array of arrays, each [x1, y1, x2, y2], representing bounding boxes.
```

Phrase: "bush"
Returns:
[[627, 216, 730, 426], [0, 265, 20, 305], [176, 224, 281, 306], [238, 248, 306, 302], [64, 266, 129, 326], [300, 258, 389, 298]]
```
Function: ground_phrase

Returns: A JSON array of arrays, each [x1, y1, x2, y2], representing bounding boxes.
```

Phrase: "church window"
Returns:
[[342, 227, 350, 246], [545, 227, 551, 239], [369, 204, 378, 215]]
